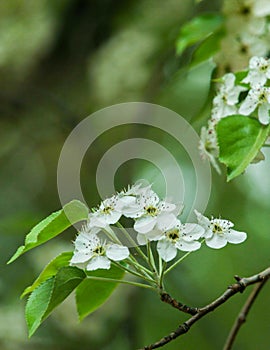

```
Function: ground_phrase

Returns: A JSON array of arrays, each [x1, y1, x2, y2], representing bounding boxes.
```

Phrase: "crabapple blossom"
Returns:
[[198, 122, 220, 174], [118, 183, 152, 218], [156, 217, 204, 262], [243, 56, 270, 87], [88, 195, 123, 228], [239, 85, 270, 124], [70, 226, 129, 271], [211, 73, 246, 121], [195, 210, 247, 249], [133, 188, 177, 234]]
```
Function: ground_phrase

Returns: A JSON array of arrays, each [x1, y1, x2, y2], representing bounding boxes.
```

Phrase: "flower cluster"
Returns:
[[216, 0, 270, 74], [199, 56, 270, 171], [70, 183, 247, 271]]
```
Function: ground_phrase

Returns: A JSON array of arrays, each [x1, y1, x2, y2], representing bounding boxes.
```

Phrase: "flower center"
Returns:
[[205, 139, 215, 152], [145, 206, 158, 216], [259, 92, 267, 103], [240, 5, 251, 15], [260, 64, 268, 72], [102, 206, 113, 214], [222, 95, 228, 103], [212, 223, 223, 234], [93, 246, 105, 255], [240, 44, 248, 54], [166, 229, 180, 241]]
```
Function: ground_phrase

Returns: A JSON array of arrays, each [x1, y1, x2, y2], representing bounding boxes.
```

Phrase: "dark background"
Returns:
[[1, 0, 270, 349]]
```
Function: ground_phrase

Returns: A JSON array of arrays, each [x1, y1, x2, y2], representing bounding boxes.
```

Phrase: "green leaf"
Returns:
[[176, 14, 224, 56], [159, 58, 216, 120], [25, 278, 55, 338], [191, 28, 224, 66], [26, 266, 86, 337], [21, 252, 73, 298], [76, 264, 125, 321], [234, 70, 248, 85], [217, 115, 270, 181], [8, 200, 88, 264]]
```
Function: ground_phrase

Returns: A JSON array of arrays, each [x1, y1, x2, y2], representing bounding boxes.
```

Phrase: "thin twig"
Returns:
[[223, 278, 268, 350], [140, 266, 270, 350], [160, 292, 198, 315]]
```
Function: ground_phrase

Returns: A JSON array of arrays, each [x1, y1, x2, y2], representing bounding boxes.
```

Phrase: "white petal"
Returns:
[[89, 215, 108, 228], [134, 216, 156, 233], [86, 256, 111, 270], [145, 229, 164, 241], [119, 195, 137, 206], [175, 239, 201, 252], [223, 73, 235, 90], [253, 1, 270, 17], [137, 233, 148, 245], [105, 211, 122, 224], [74, 234, 91, 251], [239, 95, 258, 116], [182, 223, 205, 241], [224, 229, 247, 244], [249, 56, 260, 69], [157, 239, 177, 262], [158, 201, 176, 212], [70, 251, 92, 264], [106, 244, 129, 261], [194, 210, 210, 228], [122, 204, 144, 218], [156, 213, 178, 231], [222, 104, 237, 117], [206, 234, 227, 249], [204, 229, 213, 239], [258, 103, 270, 125]]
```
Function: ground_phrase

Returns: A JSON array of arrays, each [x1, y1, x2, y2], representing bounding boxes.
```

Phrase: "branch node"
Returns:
[[234, 275, 241, 282], [237, 281, 246, 293], [182, 322, 190, 333]]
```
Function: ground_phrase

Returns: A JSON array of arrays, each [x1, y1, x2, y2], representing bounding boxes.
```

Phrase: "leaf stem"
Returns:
[[159, 260, 167, 288], [112, 261, 156, 285], [147, 241, 158, 275], [86, 276, 156, 290], [116, 222, 149, 264]]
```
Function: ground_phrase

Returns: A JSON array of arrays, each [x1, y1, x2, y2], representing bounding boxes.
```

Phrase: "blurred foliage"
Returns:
[[1, 0, 270, 349]]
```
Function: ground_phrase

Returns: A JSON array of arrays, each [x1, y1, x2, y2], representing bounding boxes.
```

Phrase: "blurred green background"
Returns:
[[1, 0, 270, 349]]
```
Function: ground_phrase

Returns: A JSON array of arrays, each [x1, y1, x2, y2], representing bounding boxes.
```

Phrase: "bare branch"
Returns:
[[140, 267, 270, 350], [160, 292, 198, 315], [223, 278, 268, 350]]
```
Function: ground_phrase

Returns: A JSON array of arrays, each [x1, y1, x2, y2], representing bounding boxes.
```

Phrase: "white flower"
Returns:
[[239, 31, 270, 58], [239, 85, 270, 124], [199, 123, 221, 174], [253, 0, 270, 17], [118, 183, 152, 218], [156, 218, 204, 262], [243, 56, 270, 87], [211, 73, 246, 120], [70, 226, 129, 271], [89, 195, 122, 228], [223, 0, 270, 18], [133, 188, 177, 234], [195, 210, 247, 249]]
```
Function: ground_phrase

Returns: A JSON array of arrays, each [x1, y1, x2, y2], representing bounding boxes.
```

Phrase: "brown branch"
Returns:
[[140, 267, 270, 350], [223, 278, 268, 350], [160, 292, 198, 315]]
